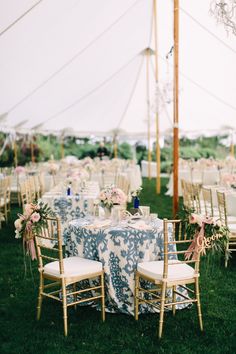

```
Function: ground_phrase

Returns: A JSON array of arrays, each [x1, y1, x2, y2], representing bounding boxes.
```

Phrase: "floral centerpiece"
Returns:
[[99, 185, 127, 211], [48, 162, 59, 175], [15, 166, 26, 174], [180, 207, 229, 261], [14, 201, 54, 260]]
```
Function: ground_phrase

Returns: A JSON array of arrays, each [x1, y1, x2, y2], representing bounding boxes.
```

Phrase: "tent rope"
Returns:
[[35, 53, 142, 127], [180, 7, 236, 55], [150, 54, 236, 113], [116, 0, 154, 130], [116, 54, 145, 129], [6, 0, 142, 114], [0, 0, 43, 37]]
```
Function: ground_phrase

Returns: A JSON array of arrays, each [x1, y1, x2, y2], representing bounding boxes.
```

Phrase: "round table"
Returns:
[[65, 217, 188, 315]]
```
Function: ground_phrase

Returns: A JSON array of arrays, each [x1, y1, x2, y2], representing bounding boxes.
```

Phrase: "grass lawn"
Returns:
[[0, 178, 235, 354]]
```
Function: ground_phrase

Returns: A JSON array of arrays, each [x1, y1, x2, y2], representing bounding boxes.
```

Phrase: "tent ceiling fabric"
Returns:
[[0, 0, 236, 137]]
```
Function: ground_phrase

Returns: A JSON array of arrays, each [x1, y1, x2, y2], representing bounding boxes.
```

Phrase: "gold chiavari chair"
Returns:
[[116, 174, 130, 195], [216, 191, 236, 267], [35, 216, 105, 336], [39, 172, 46, 196], [135, 219, 203, 339], [19, 180, 31, 208], [202, 187, 219, 217], [181, 179, 190, 209], [28, 177, 37, 202], [33, 175, 41, 199], [185, 181, 202, 213], [0, 176, 11, 224]]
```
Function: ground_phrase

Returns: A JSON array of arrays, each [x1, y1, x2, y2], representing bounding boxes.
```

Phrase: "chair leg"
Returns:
[[73, 283, 77, 310], [62, 281, 68, 336], [4, 205, 8, 223], [101, 273, 105, 322], [195, 278, 203, 331], [134, 272, 139, 321], [37, 273, 44, 320], [158, 281, 167, 339], [172, 285, 176, 316]]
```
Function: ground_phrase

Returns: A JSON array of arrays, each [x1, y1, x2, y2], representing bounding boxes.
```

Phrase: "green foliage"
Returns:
[[0, 132, 234, 173], [117, 142, 133, 160], [135, 143, 147, 164], [179, 206, 230, 261], [36, 135, 61, 161]]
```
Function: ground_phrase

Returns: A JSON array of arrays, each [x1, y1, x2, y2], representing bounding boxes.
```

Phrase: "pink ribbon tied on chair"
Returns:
[[23, 231, 37, 261], [185, 216, 213, 261]]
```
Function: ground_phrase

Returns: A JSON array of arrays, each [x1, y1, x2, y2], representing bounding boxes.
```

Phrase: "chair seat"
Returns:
[[227, 216, 236, 224], [44, 256, 103, 278], [0, 198, 10, 207], [137, 260, 196, 282], [212, 208, 220, 216], [228, 224, 236, 234]]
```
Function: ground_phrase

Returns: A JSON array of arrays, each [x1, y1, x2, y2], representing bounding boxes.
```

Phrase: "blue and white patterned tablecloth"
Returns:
[[65, 218, 188, 315], [41, 193, 90, 243]]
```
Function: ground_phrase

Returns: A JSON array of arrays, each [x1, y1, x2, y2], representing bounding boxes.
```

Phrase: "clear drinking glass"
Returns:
[[139, 206, 150, 222]]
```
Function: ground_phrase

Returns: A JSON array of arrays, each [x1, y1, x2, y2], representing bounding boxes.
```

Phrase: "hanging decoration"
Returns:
[[210, 1, 236, 35], [150, 45, 174, 117]]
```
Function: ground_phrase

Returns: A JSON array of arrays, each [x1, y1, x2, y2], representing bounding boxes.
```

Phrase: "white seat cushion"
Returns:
[[137, 260, 196, 282], [228, 224, 236, 234], [227, 215, 236, 223], [44, 256, 103, 278]]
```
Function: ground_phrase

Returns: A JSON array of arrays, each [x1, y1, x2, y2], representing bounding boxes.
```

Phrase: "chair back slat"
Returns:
[[202, 187, 214, 216], [216, 190, 228, 227], [35, 216, 64, 274], [163, 219, 200, 280]]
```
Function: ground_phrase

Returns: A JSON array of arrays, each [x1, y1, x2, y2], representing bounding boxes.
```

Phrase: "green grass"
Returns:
[[0, 178, 235, 354]]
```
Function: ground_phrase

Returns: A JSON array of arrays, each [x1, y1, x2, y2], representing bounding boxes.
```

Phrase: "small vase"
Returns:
[[133, 196, 140, 209], [104, 207, 111, 218]]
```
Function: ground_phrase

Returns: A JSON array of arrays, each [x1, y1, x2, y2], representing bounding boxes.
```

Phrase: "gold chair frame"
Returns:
[[0, 176, 11, 224], [202, 187, 214, 217], [216, 191, 236, 267], [35, 216, 105, 336], [134, 219, 203, 338]]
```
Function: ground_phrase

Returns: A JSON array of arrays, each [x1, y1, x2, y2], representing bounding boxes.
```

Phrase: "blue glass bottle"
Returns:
[[67, 183, 72, 196], [133, 196, 140, 209]]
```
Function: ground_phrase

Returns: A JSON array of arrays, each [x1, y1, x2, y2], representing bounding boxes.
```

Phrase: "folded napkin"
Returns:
[[84, 219, 111, 230], [128, 220, 152, 231]]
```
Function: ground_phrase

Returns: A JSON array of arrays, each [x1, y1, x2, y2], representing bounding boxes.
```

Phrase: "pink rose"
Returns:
[[14, 218, 22, 231], [189, 213, 202, 226], [31, 212, 40, 223], [24, 204, 34, 216], [99, 191, 106, 201], [15, 166, 25, 174]]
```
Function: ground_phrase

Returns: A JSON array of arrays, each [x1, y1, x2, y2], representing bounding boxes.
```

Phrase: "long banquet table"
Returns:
[[65, 217, 188, 315]]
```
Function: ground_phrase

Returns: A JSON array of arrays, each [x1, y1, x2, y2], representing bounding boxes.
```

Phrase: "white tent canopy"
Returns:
[[0, 0, 236, 138]]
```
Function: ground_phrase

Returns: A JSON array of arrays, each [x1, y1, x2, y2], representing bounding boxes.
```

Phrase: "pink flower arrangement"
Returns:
[[221, 173, 236, 185], [15, 166, 25, 174], [99, 185, 127, 208], [14, 201, 54, 260]]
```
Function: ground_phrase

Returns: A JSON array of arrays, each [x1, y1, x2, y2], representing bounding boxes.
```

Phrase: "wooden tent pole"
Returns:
[[30, 136, 35, 163], [13, 140, 18, 167], [146, 48, 152, 180], [230, 132, 234, 157], [173, 0, 179, 217], [153, 0, 161, 194], [114, 135, 118, 158], [61, 138, 65, 159]]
